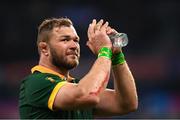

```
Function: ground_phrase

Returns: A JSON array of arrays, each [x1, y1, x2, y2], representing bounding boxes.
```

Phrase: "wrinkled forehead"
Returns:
[[52, 25, 78, 36]]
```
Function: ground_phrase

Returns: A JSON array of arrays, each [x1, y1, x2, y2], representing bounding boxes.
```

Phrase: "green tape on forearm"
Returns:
[[98, 47, 112, 60], [112, 52, 126, 65]]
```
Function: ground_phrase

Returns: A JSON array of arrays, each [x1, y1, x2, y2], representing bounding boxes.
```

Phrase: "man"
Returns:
[[19, 17, 138, 119]]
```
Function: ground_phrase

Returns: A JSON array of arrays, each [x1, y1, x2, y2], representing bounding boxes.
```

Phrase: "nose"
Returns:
[[70, 40, 79, 49]]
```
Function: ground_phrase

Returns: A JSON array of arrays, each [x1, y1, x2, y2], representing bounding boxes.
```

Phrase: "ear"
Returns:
[[38, 42, 49, 56]]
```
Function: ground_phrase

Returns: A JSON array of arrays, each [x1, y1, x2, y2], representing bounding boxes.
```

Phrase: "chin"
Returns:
[[68, 56, 79, 63], [72, 60, 79, 67], [68, 59, 79, 68]]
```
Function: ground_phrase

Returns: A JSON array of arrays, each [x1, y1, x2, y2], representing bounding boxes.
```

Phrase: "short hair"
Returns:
[[37, 17, 73, 45]]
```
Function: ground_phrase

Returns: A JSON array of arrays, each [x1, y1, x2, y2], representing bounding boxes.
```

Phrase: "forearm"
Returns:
[[53, 57, 111, 110], [112, 62, 138, 109], [78, 57, 111, 96]]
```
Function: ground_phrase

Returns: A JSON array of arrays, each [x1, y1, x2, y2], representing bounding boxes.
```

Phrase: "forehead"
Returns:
[[52, 25, 78, 36]]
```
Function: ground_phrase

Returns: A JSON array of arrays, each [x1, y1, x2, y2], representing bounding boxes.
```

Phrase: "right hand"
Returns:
[[87, 19, 112, 55]]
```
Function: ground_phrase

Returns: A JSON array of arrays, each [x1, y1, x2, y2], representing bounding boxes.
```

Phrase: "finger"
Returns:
[[111, 28, 118, 34], [91, 19, 97, 28], [91, 19, 96, 31], [100, 21, 109, 32], [87, 24, 92, 40], [88, 19, 96, 41], [95, 19, 104, 31], [106, 27, 118, 35], [106, 26, 112, 34]]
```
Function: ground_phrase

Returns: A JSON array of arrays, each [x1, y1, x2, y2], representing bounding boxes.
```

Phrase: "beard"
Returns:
[[50, 46, 79, 70]]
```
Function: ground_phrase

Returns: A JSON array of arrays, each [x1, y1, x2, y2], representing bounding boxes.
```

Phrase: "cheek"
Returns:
[[77, 43, 80, 50], [77, 47, 80, 57], [78, 46, 80, 52], [60, 49, 67, 57], [55, 44, 66, 53], [50, 45, 65, 57]]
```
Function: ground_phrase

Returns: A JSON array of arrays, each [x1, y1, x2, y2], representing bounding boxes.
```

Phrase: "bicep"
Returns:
[[94, 89, 127, 117], [53, 82, 99, 110]]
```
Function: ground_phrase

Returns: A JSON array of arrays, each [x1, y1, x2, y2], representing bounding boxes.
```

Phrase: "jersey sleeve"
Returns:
[[25, 73, 67, 111], [48, 80, 66, 110]]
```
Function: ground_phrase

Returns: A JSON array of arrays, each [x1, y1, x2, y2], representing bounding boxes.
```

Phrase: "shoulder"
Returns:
[[20, 73, 67, 98], [25, 72, 64, 82], [21, 72, 66, 89]]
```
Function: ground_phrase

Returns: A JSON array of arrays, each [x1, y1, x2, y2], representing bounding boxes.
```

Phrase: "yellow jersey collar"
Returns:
[[31, 65, 74, 81]]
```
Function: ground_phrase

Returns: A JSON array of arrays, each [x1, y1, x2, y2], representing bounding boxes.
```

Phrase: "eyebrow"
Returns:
[[61, 35, 80, 40]]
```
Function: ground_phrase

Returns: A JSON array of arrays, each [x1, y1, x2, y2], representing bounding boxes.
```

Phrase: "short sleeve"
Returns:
[[25, 73, 67, 111], [48, 81, 66, 110]]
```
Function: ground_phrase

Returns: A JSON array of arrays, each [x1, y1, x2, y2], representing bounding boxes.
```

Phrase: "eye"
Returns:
[[74, 39, 79, 43], [61, 38, 70, 42]]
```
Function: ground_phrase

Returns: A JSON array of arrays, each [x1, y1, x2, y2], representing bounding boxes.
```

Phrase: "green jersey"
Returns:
[[19, 65, 93, 119]]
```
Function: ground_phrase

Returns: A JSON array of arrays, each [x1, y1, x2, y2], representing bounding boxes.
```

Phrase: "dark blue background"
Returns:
[[0, 0, 180, 118]]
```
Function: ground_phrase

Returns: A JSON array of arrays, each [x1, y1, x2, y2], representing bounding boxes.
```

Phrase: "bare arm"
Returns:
[[54, 57, 111, 110], [112, 62, 138, 112], [94, 62, 138, 116], [53, 19, 113, 110], [94, 27, 138, 117]]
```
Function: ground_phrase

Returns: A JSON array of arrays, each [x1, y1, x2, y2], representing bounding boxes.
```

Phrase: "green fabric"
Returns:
[[112, 52, 126, 65], [98, 47, 112, 59], [19, 72, 93, 119]]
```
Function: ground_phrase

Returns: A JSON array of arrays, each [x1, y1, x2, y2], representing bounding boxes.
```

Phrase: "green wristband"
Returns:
[[98, 47, 112, 59], [112, 52, 126, 65]]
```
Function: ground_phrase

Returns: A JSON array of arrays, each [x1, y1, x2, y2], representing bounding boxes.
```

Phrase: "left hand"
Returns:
[[106, 27, 122, 54]]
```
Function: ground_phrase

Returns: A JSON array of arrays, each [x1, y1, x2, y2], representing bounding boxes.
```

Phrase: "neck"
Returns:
[[39, 60, 69, 79]]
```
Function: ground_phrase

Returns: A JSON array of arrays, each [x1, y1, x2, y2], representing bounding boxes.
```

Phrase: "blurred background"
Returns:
[[0, 0, 180, 119]]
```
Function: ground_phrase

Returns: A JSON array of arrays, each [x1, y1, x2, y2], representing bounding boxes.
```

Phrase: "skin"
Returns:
[[38, 25, 80, 77], [38, 19, 138, 117]]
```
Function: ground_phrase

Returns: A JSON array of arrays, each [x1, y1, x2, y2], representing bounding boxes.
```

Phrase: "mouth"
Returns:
[[67, 51, 79, 57]]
